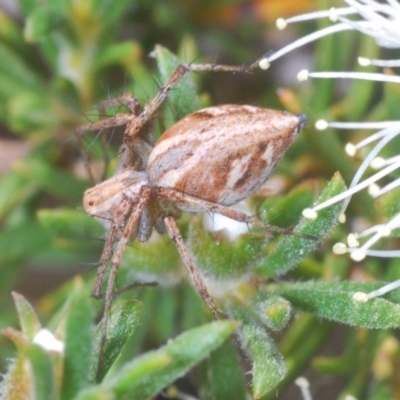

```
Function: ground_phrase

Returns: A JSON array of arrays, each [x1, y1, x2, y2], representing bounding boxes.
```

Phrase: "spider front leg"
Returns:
[[91, 196, 133, 299], [163, 215, 220, 319], [87, 184, 151, 377]]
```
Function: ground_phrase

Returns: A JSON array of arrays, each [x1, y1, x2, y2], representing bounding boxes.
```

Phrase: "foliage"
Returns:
[[1, 0, 400, 399]]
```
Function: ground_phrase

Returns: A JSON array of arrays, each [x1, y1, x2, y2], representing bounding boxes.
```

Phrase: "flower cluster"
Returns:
[[260, 0, 400, 299]]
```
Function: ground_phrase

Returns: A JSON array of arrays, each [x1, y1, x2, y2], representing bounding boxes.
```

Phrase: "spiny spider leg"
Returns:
[[156, 187, 315, 240], [75, 95, 141, 182], [124, 62, 259, 146], [91, 197, 133, 299], [76, 94, 141, 137], [163, 215, 220, 319], [97, 185, 151, 375]]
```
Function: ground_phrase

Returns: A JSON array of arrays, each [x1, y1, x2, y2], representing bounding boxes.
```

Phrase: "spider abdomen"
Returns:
[[147, 104, 305, 206]]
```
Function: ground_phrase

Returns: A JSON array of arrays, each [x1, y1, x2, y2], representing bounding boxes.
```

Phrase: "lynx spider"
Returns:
[[78, 61, 307, 365]]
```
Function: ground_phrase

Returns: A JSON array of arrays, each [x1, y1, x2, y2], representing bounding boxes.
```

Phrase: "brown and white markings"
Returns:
[[79, 61, 307, 370]]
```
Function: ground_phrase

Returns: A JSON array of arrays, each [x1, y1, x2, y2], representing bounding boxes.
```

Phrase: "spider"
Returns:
[[78, 61, 307, 367]]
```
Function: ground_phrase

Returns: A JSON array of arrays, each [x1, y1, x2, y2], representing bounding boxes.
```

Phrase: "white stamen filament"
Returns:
[[305, 71, 400, 84], [295, 377, 312, 400], [276, 7, 354, 27], [339, 127, 400, 213], [303, 159, 400, 218], [356, 224, 387, 238], [340, 1, 400, 47], [354, 249, 400, 257], [353, 126, 400, 152], [371, 155, 400, 171], [369, 177, 400, 198], [316, 120, 400, 130], [275, 0, 400, 262], [359, 57, 400, 67], [348, 214, 400, 260], [365, 279, 400, 299], [263, 23, 353, 64], [387, 0, 400, 10]]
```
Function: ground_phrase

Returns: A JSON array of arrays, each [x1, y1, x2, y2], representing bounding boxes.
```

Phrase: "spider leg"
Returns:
[[76, 94, 141, 137], [124, 62, 259, 146], [96, 185, 151, 376], [163, 215, 220, 319], [76, 113, 133, 137], [92, 223, 119, 299], [91, 196, 135, 298], [156, 187, 315, 240], [76, 95, 143, 182]]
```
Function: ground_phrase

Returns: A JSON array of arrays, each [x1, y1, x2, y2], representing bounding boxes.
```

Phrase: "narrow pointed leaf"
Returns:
[[202, 340, 247, 400], [105, 321, 238, 399], [276, 281, 400, 329], [229, 303, 286, 398], [154, 44, 198, 120], [26, 344, 56, 400], [93, 301, 142, 382], [12, 292, 41, 340], [257, 172, 346, 277], [61, 278, 96, 400]]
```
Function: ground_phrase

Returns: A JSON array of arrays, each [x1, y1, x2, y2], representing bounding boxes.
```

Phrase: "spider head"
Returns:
[[83, 169, 149, 228]]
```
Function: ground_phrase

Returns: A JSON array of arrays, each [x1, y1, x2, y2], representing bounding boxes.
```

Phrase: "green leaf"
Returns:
[[119, 232, 181, 278], [18, 0, 39, 16], [276, 281, 400, 329], [8, 92, 60, 132], [12, 292, 41, 340], [26, 343, 57, 400], [338, 35, 379, 120], [13, 158, 89, 204], [259, 181, 315, 227], [0, 171, 37, 220], [24, 7, 65, 42], [201, 340, 247, 400], [257, 172, 346, 277], [253, 294, 292, 331], [93, 300, 143, 382], [61, 277, 96, 400], [104, 321, 238, 399], [229, 303, 286, 398], [188, 214, 265, 279], [95, 41, 142, 70], [375, 187, 400, 220], [72, 386, 114, 400], [0, 222, 52, 265], [0, 11, 26, 54], [37, 208, 104, 241], [154, 44, 198, 120], [96, 0, 133, 28], [0, 43, 43, 97]]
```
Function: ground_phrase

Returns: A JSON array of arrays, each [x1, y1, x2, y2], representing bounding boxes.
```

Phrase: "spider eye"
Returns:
[[88, 200, 94, 206]]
